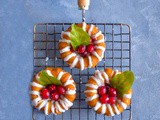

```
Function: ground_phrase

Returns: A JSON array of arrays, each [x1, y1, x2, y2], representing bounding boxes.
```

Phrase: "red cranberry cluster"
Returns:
[[40, 84, 66, 101], [71, 37, 96, 57], [98, 85, 117, 104]]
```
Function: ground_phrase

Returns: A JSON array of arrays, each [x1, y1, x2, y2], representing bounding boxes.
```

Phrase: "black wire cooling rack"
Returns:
[[32, 22, 132, 120]]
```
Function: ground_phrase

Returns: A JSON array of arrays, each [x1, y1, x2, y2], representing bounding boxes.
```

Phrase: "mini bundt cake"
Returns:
[[84, 68, 134, 116], [58, 22, 106, 70], [30, 67, 76, 115]]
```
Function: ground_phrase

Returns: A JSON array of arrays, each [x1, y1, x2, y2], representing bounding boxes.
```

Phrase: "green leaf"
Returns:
[[39, 70, 62, 86], [110, 71, 134, 97], [70, 24, 90, 50]]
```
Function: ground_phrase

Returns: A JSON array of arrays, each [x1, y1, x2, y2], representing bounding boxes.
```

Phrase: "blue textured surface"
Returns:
[[0, 0, 160, 120]]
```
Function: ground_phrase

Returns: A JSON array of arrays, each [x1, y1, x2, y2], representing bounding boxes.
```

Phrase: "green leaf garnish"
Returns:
[[39, 70, 62, 86], [70, 24, 90, 50], [110, 71, 134, 97]]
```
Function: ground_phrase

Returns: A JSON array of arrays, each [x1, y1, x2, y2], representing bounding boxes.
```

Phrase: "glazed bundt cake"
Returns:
[[58, 22, 106, 70], [30, 67, 76, 115], [84, 68, 134, 116]]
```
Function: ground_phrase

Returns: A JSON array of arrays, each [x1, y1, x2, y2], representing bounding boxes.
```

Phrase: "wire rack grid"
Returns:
[[32, 22, 132, 120]]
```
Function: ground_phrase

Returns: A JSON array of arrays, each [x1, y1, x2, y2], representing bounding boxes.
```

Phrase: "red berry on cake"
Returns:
[[57, 86, 66, 95], [77, 45, 86, 54], [87, 44, 94, 53], [51, 92, 60, 101], [47, 84, 56, 92], [90, 37, 96, 43], [99, 94, 109, 104], [98, 86, 107, 95], [108, 88, 117, 97], [40, 88, 50, 99], [81, 51, 88, 57], [106, 85, 110, 92], [108, 97, 116, 104]]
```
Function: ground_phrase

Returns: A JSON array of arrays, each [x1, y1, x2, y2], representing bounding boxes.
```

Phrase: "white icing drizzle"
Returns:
[[94, 46, 105, 51], [88, 56, 92, 68], [111, 70, 115, 77], [79, 57, 84, 70], [88, 24, 94, 35], [32, 97, 41, 106], [117, 100, 127, 109], [92, 51, 102, 61], [30, 91, 39, 96], [57, 71, 64, 80], [107, 104, 115, 116], [123, 94, 132, 99], [63, 97, 73, 107], [86, 84, 98, 89], [61, 31, 70, 38], [66, 90, 76, 95], [101, 52, 104, 59], [45, 70, 53, 77], [60, 46, 70, 54], [95, 70, 104, 83], [30, 82, 43, 88], [38, 100, 47, 110], [94, 39, 105, 44], [115, 70, 119, 75], [70, 56, 79, 68], [101, 70, 109, 83], [92, 31, 102, 38], [91, 76, 102, 86], [84, 90, 97, 93], [86, 94, 99, 102], [64, 53, 76, 61], [55, 101, 65, 112], [51, 101, 56, 115], [36, 74, 40, 80], [101, 104, 107, 114], [59, 99, 68, 110], [113, 104, 120, 115], [59, 39, 71, 43], [82, 22, 86, 31], [44, 102, 49, 115], [63, 75, 74, 87], [94, 101, 101, 111]]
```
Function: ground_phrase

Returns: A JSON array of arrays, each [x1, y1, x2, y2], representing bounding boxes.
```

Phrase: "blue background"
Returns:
[[0, 0, 160, 120]]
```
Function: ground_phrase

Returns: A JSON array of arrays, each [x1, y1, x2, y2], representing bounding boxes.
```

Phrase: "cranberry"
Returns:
[[86, 44, 94, 53], [99, 94, 109, 104], [108, 97, 116, 104], [90, 37, 96, 43], [98, 86, 107, 95], [51, 92, 60, 101], [81, 51, 88, 57], [47, 84, 56, 92], [70, 45, 75, 52], [57, 86, 66, 95], [77, 45, 86, 54], [106, 85, 111, 92], [40, 88, 50, 99], [108, 88, 117, 97]]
